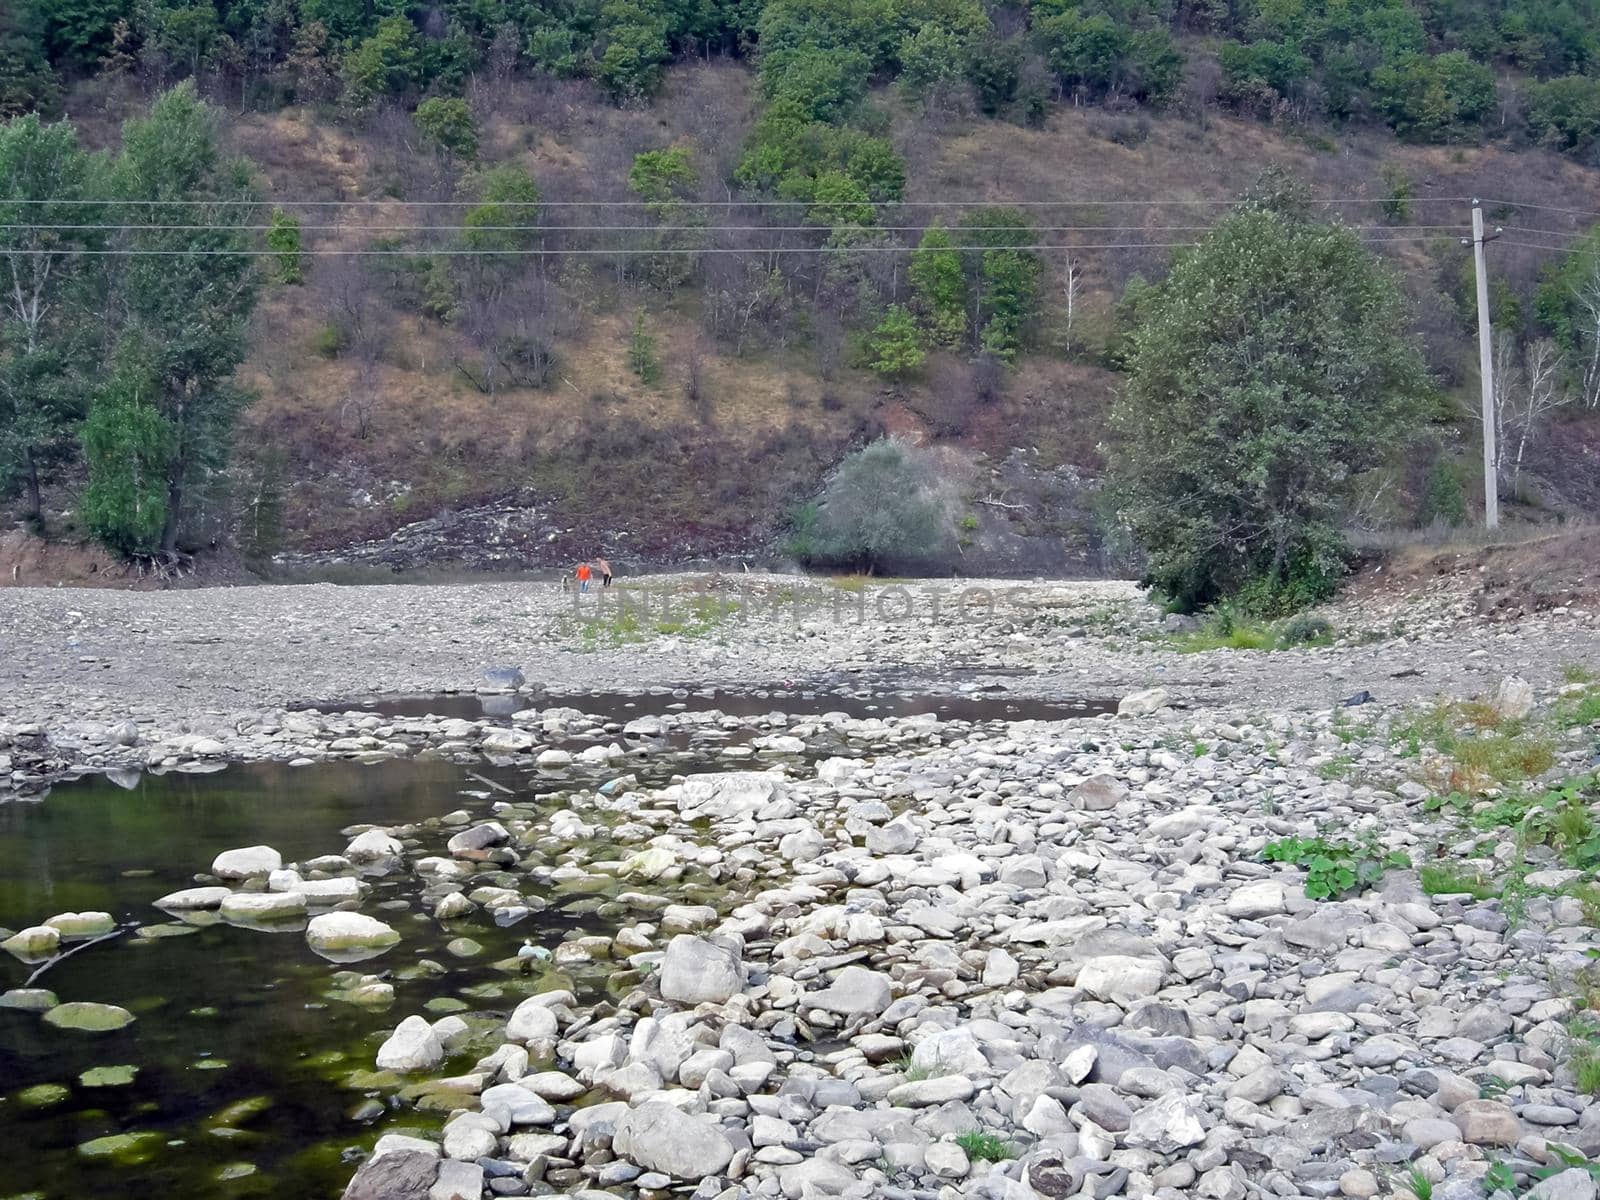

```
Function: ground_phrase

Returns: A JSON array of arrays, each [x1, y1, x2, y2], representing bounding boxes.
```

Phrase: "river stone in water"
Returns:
[[345, 829, 404, 861], [219, 891, 307, 921], [376, 1015, 443, 1072], [0, 988, 58, 1011], [154, 886, 232, 910], [342, 1158, 435, 1200], [78, 1132, 164, 1164], [80, 1065, 139, 1087], [2, 925, 61, 959], [479, 666, 525, 692], [46, 911, 115, 938], [307, 913, 400, 958], [43, 1002, 135, 1032], [613, 1101, 735, 1179], [658, 935, 744, 1004], [18, 1083, 69, 1107], [211, 845, 283, 880]]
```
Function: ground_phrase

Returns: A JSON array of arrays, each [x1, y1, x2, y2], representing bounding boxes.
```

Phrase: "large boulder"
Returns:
[[344, 830, 404, 862], [2, 925, 61, 959], [479, 666, 525, 692], [154, 886, 232, 910], [307, 913, 400, 955], [674, 772, 788, 820], [446, 823, 509, 856], [612, 1101, 735, 1180], [810, 966, 893, 1017], [1494, 675, 1535, 720], [211, 845, 283, 880], [1069, 775, 1128, 812], [658, 935, 745, 1005], [376, 1015, 444, 1072], [46, 912, 115, 939], [1116, 688, 1170, 718], [342, 1149, 437, 1200], [219, 891, 306, 922], [1076, 956, 1164, 1005]]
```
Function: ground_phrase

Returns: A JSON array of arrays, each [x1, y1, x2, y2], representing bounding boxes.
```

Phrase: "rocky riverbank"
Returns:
[[4, 573, 1600, 1200], [272, 676, 1600, 1200]]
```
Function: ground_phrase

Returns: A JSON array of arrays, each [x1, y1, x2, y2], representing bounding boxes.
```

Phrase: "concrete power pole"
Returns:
[[1470, 202, 1499, 530]]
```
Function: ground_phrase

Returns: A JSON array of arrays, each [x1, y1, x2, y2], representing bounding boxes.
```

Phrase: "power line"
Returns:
[[0, 221, 1473, 235], [1479, 199, 1600, 221], [0, 194, 1476, 208], [0, 234, 1468, 257]]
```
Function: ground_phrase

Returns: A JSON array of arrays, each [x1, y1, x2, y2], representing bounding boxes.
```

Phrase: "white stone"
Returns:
[[377, 1015, 444, 1072], [306, 912, 399, 953], [211, 845, 283, 879]]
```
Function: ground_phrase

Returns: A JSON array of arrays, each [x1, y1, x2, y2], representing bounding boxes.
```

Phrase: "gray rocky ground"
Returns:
[[0, 573, 1596, 779], [3, 573, 1600, 1200]]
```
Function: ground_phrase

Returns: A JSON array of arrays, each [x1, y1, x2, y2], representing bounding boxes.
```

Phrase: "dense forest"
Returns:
[[2, 0, 1600, 586]]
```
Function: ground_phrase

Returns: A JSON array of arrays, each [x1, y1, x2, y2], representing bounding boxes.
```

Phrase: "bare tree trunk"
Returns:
[[24, 450, 41, 523]]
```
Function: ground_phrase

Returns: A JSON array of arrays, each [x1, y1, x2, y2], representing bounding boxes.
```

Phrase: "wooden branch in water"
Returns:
[[25, 927, 128, 986], [468, 771, 516, 795]]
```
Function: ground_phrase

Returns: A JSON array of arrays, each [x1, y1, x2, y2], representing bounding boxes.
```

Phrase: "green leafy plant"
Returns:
[[1263, 832, 1410, 900]]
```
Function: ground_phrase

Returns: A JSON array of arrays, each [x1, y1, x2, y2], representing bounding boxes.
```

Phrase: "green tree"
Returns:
[[596, 0, 670, 102], [1109, 204, 1431, 611], [265, 208, 303, 284], [761, 44, 871, 121], [40, 0, 128, 70], [80, 364, 171, 556], [1523, 75, 1600, 156], [414, 95, 478, 158], [908, 225, 966, 347], [629, 146, 702, 290], [0, 113, 103, 521], [958, 208, 1039, 359], [628, 308, 660, 383], [342, 15, 421, 111], [463, 163, 541, 251], [105, 83, 259, 557], [898, 21, 965, 104], [867, 305, 925, 380], [1534, 224, 1600, 409], [629, 146, 696, 206], [0, 2, 59, 118], [1371, 51, 1494, 141], [302, 0, 407, 43]]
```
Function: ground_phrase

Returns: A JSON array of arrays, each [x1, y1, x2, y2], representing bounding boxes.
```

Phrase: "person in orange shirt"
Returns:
[[575, 562, 592, 593]]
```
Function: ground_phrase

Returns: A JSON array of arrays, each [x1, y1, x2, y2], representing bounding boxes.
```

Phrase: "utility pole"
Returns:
[[1470, 201, 1499, 530]]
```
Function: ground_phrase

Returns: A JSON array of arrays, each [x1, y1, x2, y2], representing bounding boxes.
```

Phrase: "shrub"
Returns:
[[808, 437, 957, 571], [311, 322, 346, 357]]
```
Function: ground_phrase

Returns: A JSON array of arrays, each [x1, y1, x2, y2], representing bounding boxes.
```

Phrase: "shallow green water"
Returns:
[[0, 758, 633, 1200]]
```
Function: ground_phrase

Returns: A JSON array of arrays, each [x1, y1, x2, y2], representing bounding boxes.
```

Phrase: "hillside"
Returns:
[[5, 0, 1600, 579]]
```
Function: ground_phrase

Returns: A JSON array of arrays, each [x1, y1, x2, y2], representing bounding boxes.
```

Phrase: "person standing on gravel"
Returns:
[[597, 557, 613, 588], [575, 562, 592, 594]]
